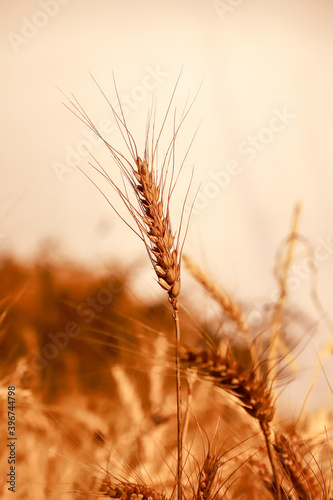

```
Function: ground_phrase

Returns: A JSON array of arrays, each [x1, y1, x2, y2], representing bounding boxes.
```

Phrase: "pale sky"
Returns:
[[1, 0, 333, 412]]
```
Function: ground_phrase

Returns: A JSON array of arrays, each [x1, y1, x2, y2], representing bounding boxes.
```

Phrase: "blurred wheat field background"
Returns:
[[1, 0, 333, 498], [1, 241, 333, 498]]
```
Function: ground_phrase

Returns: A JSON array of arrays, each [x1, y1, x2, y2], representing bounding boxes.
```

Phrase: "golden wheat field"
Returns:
[[2, 4, 333, 496], [1, 240, 332, 499], [1, 75, 333, 499]]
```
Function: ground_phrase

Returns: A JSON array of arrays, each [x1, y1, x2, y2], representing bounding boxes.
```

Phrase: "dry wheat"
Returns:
[[182, 255, 260, 372], [65, 78, 192, 500]]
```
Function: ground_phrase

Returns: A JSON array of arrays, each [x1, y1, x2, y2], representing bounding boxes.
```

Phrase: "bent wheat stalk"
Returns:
[[65, 74, 196, 500], [181, 347, 281, 499]]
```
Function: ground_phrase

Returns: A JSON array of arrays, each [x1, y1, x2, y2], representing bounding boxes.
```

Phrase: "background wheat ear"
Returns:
[[183, 254, 259, 369], [273, 432, 322, 500], [195, 450, 222, 500], [100, 480, 167, 499]]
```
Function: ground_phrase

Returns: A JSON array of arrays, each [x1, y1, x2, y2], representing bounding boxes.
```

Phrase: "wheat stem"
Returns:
[[261, 422, 281, 500], [66, 82, 187, 498], [173, 308, 183, 500]]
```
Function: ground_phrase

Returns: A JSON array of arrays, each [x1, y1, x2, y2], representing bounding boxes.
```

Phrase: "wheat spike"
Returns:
[[181, 347, 275, 425], [135, 157, 181, 310], [269, 204, 301, 382], [274, 433, 319, 500], [196, 452, 222, 500]]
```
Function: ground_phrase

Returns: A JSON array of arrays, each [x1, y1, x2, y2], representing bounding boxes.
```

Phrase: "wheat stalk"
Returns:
[[180, 347, 282, 498], [132, 154, 183, 499]]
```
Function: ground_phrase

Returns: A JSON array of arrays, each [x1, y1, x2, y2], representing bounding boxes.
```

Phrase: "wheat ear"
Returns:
[[180, 348, 274, 425], [183, 255, 248, 334], [65, 76, 192, 500], [196, 451, 222, 500], [135, 157, 181, 309], [274, 433, 319, 499]]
